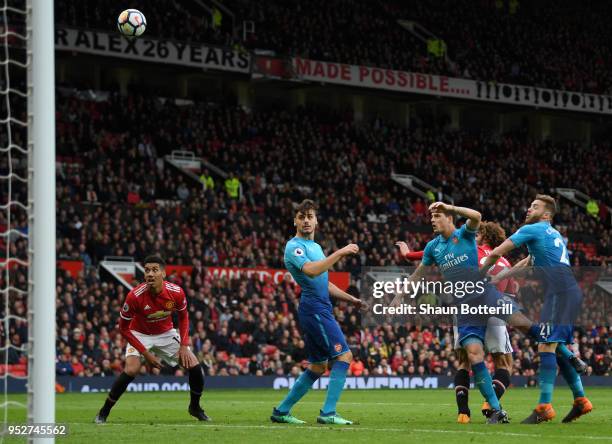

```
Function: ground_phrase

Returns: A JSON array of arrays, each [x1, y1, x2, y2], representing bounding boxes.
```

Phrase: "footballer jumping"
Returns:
[[397, 221, 517, 423], [393, 202, 514, 423]]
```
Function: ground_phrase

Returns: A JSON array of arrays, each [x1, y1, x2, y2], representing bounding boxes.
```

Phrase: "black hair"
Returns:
[[143, 255, 166, 268]]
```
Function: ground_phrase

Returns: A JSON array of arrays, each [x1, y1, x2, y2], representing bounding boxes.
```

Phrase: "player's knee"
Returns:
[[538, 342, 557, 353], [124, 358, 141, 377], [493, 353, 511, 372], [457, 361, 470, 370], [457, 349, 469, 368], [125, 364, 141, 377], [504, 354, 514, 372], [465, 344, 485, 363], [337, 351, 353, 363], [309, 363, 326, 375], [124, 366, 140, 377], [467, 351, 484, 364]]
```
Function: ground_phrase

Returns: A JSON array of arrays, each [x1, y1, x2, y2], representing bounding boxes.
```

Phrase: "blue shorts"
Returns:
[[538, 289, 582, 344], [457, 286, 521, 347], [298, 310, 349, 363]]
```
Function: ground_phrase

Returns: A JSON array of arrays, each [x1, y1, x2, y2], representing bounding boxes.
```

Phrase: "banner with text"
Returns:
[[62, 260, 350, 291], [291, 58, 612, 115], [6, 375, 612, 393], [206, 266, 350, 291], [55, 28, 251, 73]]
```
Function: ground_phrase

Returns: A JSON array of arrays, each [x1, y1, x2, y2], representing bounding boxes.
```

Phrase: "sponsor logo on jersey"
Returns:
[[439, 252, 469, 272], [147, 310, 171, 320]]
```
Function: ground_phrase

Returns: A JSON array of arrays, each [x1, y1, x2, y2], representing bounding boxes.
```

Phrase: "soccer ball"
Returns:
[[117, 9, 147, 37]]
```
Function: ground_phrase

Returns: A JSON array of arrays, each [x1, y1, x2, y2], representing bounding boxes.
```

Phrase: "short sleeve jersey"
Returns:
[[284, 237, 332, 314], [119, 281, 188, 335]]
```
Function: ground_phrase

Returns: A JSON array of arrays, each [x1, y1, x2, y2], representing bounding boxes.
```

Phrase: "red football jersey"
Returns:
[[478, 245, 518, 294], [120, 281, 188, 335]]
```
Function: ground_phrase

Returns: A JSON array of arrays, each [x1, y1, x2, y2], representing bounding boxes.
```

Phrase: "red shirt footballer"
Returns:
[[119, 280, 190, 354]]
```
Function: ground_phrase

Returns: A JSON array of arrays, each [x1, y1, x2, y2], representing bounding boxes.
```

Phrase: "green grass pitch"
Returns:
[[4, 388, 612, 443]]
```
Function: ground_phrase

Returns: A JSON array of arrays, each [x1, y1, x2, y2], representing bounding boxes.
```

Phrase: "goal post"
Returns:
[[28, 0, 56, 439]]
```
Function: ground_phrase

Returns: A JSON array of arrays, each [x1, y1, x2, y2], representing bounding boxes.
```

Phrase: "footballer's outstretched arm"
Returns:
[[480, 238, 517, 275], [390, 262, 431, 306], [301, 244, 359, 278], [490, 255, 531, 284], [328, 282, 368, 310], [429, 202, 482, 231], [395, 241, 424, 261]]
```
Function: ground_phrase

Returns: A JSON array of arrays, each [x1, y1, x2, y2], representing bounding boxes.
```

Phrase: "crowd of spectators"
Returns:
[[54, 0, 612, 94], [54, 91, 612, 270], [3, 256, 611, 378], [1, 87, 611, 379], [47, 267, 611, 379]]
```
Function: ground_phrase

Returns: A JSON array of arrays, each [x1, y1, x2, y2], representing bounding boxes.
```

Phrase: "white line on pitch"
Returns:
[[70, 423, 612, 440], [55, 400, 454, 409]]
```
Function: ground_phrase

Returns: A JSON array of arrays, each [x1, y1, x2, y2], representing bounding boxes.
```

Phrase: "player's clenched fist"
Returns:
[[339, 244, 359, 256]]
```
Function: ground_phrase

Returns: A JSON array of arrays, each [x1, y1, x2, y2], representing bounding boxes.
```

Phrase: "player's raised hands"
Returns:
[[339, 243, 359, 256], [428, 201, 453, 214], [395, 241, 410, 256], [143, 350, 162, 369]]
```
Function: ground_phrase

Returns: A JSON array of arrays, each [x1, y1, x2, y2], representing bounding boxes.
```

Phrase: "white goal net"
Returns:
[[1, 0, 55, 442]]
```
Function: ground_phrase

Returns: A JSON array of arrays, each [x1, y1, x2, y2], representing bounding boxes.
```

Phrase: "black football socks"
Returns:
[[493, 368, 511, 401], [99, 372, 135, 417], [454, 369, 470, 415], [188, 364, 205, 408]]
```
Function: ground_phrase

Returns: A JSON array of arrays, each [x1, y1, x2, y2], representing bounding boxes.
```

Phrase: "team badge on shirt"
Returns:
[[165, 300, 175, 310], [294, 248, 304, 256], [452, 237, 459, 244]]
